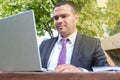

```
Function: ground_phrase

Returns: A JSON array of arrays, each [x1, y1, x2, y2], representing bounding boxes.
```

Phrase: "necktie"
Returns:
[[57, 39, 67, 65]]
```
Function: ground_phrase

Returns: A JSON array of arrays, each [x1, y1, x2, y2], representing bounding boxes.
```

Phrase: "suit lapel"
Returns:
[[71, 32, 83, 66], [43, 37, 58, 68]]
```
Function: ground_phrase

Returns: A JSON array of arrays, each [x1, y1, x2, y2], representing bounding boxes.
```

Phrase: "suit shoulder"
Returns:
[[43, 37, 57, 42], [40, 37, 58, 45], [81, 34, 100, 42], [80, 35, 101, 45]]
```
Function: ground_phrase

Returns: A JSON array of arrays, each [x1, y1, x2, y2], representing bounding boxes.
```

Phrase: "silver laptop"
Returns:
[[0, 10, 43, 71]]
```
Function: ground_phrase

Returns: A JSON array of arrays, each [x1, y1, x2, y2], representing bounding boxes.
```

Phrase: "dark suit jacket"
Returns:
[[39, 32, 109, 71]]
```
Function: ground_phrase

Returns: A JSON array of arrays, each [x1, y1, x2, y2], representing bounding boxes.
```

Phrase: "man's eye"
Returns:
[[62, 15, 66, 18], [53, 16, 58, 20]]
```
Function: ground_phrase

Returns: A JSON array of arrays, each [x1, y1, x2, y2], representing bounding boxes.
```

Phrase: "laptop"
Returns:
[[0, 10, 45, 72]]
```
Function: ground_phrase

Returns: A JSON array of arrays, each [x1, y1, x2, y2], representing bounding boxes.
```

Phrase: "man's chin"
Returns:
[[59, 31, 66, 35], [59, 32, 69, 37]]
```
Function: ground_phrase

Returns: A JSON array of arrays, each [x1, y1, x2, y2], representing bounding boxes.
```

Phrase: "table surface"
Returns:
[[0, 71, 120, 80]]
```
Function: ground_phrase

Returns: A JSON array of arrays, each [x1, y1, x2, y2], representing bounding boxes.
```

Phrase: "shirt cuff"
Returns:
[[78, 67, 89, 72]]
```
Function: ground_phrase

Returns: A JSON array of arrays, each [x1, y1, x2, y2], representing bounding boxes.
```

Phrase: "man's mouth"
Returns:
[[58, 25, 65, 28]]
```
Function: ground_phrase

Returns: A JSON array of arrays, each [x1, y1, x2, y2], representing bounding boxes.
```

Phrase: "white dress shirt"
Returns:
[[47, 31, 77, 71]]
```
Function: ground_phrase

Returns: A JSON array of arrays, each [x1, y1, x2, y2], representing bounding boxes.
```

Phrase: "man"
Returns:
[[39, 1, 109, 72]]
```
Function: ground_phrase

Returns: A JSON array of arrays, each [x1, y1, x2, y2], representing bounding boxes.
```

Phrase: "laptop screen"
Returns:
[[0, 10, 42, 71]]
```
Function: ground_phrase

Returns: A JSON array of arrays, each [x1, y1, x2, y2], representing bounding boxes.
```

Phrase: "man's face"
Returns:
[[53, 4, 78, 38]]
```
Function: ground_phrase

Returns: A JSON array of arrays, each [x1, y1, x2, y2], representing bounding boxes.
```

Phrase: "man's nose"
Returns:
[[57, 17, 63, 24]]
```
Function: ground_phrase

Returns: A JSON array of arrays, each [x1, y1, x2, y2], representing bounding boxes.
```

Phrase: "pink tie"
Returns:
[[57, 39, 67, 65]]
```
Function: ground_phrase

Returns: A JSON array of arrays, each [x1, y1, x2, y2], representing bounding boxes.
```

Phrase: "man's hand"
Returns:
[[54, 64, 83, 73]]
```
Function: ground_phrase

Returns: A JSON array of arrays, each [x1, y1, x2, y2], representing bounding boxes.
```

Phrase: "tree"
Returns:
[[104, 0, 120, 36], [110, 20, 120, 36], [0, 0, 55, 37], [76, 0, 104, 37], [25, 0, 55, 37], [0, 0, 120, 38], [0, 0, 28, 17]]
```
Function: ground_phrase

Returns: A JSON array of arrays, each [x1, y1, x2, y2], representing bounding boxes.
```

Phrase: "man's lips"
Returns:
[[57, 25, 65, 28]]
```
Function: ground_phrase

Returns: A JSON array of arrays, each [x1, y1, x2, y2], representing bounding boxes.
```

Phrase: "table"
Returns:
[[0, 71, 120, 80]]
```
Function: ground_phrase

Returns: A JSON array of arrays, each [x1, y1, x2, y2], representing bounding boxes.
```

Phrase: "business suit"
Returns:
[[39, 32, 109, 71]]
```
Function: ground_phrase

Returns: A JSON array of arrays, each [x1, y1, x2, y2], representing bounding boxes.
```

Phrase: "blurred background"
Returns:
[[1, 0, 120, 65], [1, 0, 120, 39]]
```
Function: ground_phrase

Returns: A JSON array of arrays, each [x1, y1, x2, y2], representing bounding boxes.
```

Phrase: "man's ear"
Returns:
[[75, 14, 79, 23]]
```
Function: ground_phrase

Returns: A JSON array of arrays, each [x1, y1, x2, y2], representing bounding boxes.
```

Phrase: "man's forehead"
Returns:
[[52, 11, 70, 18], [54, 4, 72, 11]]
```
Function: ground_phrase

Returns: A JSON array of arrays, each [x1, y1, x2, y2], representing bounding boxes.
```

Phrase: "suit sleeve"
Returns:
[[93, 39, 109, 66]]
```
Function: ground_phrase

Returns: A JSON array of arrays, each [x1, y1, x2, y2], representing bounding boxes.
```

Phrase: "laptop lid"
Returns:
[[0, 10, 42, 71]]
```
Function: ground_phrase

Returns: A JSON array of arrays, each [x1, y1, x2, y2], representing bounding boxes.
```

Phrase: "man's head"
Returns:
[[54, 1, 77, 14], [53, 1, 79, 38]]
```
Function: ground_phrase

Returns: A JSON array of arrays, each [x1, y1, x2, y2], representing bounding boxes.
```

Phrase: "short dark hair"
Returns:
[[54, 1, 77, 13]]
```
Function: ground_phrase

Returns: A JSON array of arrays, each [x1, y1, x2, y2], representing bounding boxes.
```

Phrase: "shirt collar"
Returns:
[[57, 30, 77, 44]]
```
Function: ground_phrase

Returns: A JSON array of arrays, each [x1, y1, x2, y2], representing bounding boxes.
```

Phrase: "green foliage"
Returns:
[[0, 0, 27, 17], [0, 0, 55, 37], [25, 0, 55, 37], [0, 0, 120, 38], [104, 0, 120, 35], [77, 0, 104, 37], [110, 20, 120, 36]]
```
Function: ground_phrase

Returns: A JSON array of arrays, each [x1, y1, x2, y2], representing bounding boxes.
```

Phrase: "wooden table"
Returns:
[[0, 71, 120, 80]]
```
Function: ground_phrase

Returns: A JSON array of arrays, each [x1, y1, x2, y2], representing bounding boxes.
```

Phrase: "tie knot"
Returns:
[[62, 38, 68, 45]]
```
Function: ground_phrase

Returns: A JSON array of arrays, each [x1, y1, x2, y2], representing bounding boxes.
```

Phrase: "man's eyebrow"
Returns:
[[52, 13, 69, 19], [53, 13, 66, 17], [52, 15, 57, 19]]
